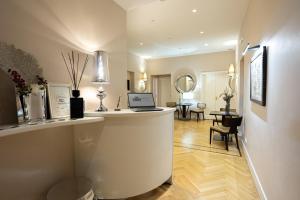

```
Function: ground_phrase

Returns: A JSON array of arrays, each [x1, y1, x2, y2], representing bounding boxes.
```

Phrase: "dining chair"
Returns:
[[213, 108, 236, 125], [190, 103, 206, 122], [166, 102, 180, 118], [210, 116, 243, 156]]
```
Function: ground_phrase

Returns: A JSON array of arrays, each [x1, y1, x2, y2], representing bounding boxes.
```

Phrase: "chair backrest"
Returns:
[[166, 102, 177, 107], [222, 116, 243, 133], [197, 103, 206, 109], [220, 108, 236, 112]]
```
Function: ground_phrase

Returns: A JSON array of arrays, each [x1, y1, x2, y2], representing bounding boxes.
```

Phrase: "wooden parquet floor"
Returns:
[[128, 119, 260, 200]]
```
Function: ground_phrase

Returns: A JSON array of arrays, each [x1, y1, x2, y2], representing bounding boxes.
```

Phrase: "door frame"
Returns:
[[151, 74, 171, 106]]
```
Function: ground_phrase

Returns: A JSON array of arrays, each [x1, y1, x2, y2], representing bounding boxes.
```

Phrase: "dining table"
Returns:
[[209, 111, 239, 117], [209, 110, 239, 141], [177, 103, 193, 120]]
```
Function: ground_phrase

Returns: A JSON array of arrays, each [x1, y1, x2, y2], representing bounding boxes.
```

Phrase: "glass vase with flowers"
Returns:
[[35, 75, 48, 120], [219, 87, 234, 113], [8, 69, 32, 121]]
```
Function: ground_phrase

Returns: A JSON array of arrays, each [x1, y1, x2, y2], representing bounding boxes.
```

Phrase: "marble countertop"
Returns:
[[0, 117, 104, 138], [85, 107, 176, 118]]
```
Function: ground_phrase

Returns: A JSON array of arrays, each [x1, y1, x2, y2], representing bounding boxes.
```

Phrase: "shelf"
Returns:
[[0, 117, 104, 138]]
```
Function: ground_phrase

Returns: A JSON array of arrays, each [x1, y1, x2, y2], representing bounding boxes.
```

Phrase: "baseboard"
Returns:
[[242, 141, 268, 200]]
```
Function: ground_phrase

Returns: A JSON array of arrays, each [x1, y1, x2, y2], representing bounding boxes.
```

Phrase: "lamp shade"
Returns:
[[228, 64, 235, 74], [94, 50, 110, 83], [141, 72, 147, 81]]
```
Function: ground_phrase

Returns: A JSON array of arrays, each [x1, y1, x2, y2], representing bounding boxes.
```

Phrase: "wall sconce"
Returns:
[[138, 80, 146, 91], [228, 64, 235, 77], [141, 72, 147, 81], [139, 72, 148, 92], [242, 43, 261, 56], [93, 50, 110, 112], [228, 64, 236, 91]]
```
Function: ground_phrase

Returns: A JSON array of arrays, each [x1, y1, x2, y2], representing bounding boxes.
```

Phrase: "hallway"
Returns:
[[130, 119, 259, 200]]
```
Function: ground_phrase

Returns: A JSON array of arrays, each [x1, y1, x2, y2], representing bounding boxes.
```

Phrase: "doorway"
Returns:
[[127, 71, 135, 92], [151, 75, 171, 107], [202, 71, 234, 119]]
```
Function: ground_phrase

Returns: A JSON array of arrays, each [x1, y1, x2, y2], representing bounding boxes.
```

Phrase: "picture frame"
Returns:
[[47, 83, 71, 118], [250, 46, 267, 106]]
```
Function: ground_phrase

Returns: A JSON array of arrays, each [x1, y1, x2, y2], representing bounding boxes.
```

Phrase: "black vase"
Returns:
[[225, 101, 230, 113], [70, 90, 84, 119]]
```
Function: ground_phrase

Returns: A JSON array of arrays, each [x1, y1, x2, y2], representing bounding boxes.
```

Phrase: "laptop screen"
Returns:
[[128, 93, 155, 108]]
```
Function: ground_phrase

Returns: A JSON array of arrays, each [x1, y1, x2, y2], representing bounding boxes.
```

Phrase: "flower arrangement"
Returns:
[[36, 75, 48, 90], [8, 68, 32, 96], [219, 87, 234, 102], [219, 87, 234, 112]]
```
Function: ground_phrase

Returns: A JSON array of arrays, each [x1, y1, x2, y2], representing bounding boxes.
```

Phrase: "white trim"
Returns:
[[242, 141, 268, 200]]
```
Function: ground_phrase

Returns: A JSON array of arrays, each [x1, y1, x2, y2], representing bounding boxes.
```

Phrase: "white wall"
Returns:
[[237, 0, 300, 199], [146, 51, 235, 104], [0, 0, 126, 199], [0, 0, 127, 111]]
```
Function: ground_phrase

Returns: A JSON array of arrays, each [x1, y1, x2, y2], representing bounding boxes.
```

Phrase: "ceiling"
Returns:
[[114, 0, 157, 11], [114, 0, 249, 59]]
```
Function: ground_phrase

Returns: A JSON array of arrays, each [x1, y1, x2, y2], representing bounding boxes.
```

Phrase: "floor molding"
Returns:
[[242, 141, 268, 200]]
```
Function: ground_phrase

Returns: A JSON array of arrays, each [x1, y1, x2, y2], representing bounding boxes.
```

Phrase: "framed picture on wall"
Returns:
[[47, 83, 71, 118], [250, 46, 267, 106]]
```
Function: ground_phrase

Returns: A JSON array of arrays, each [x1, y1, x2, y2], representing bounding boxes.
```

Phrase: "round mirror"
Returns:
[[175, 74, 196, 93]]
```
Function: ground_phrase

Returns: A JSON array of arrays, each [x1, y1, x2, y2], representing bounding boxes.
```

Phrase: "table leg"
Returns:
[[182, 105, 187, 118]]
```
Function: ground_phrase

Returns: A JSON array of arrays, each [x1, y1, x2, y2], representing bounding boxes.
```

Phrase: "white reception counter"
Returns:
[[0, 108, 175, 199], [78, 108, 175, 199]]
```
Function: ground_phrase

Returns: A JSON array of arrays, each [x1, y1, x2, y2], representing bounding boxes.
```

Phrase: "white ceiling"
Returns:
[[114, 0, 157, 11], [114, 0, 249, 59]]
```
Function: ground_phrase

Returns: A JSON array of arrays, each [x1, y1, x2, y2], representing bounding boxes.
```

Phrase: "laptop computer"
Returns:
[[128, 93, 163, 112]]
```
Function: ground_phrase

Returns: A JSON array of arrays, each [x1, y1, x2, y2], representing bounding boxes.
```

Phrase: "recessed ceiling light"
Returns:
[[204, 43, 209, 46], [139, 42, 144, 46], [192, 9, 197, 13], [200, 31, 204, 34]]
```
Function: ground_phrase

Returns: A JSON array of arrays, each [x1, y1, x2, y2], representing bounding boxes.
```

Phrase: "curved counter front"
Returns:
[[75, 108, 175, 199]]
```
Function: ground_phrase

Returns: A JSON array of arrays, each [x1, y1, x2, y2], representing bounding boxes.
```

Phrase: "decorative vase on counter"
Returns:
[[19, 94, 31, 121], [27, 84, 47, 121], [70, 90, 84, 119], [61, 50, 88, 119]]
